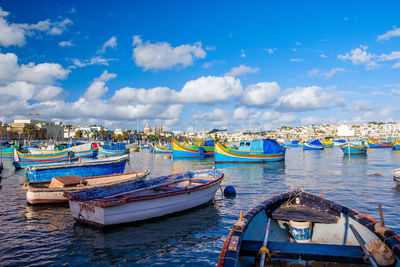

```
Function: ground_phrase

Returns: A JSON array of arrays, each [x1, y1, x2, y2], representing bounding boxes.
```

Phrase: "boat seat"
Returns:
[[154, 186, 183, 191], [271, 206, 339, 223], [190, 179, 210, 183], [240, 240, 364, 264]]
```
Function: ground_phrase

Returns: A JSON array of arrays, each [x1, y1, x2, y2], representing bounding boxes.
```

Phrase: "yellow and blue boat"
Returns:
[[368, 138, 391, 148], [172, 137, 214, 158], [340, 140, 367, 155], [392, 139, 400, 150], [303, 139, 324, 150], [214, 139, 285, 163], [13, 148, 77, 169], [154, 143, 172, 153], [1, 146, 14, 159], [322, 139, 334, 148]]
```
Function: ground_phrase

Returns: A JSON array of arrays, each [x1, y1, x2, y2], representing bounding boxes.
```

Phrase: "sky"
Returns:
[[0, 1, 400, 132]]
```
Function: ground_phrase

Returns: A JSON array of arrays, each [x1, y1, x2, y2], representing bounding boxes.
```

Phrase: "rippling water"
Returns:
[[1, 147, 400, 266]]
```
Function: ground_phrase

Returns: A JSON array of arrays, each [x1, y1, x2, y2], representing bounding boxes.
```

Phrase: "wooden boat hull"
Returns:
[[74, 148, 98, 158], [392, 168, 400, 182], [172, 138, 214, 158], [0, 146, 14, 159], [26, 170, 150, 205], [27, 155, 129, 182], [368, 138, 391, 148], [218, 190, 400, 266], [15, 148, 72, 161], [98, 146, 129, 156], [67, 168, 224, 227], [340, 142, 367, 155], [154, 144, 172, 153], [14, 157, 79, 169], [214, 142, 285, 163]]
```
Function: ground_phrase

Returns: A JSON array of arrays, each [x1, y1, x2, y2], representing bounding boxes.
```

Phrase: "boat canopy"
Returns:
[[309, 139, 324, 146], [238, 139, 285, 153], [263, 139, 286, 153]]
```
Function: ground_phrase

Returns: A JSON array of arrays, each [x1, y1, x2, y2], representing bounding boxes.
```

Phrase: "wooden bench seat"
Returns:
[[272, 206, 339, 223], [240, 240, 364, 264]]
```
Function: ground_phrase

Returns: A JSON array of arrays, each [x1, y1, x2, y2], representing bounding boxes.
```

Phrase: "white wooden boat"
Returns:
[[392, 168, 400, 182], [25, 170, 150, 205], [66, 168, 224, 227]]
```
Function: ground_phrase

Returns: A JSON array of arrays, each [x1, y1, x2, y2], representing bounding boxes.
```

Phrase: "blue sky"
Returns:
[[1, 1, 400, 132]]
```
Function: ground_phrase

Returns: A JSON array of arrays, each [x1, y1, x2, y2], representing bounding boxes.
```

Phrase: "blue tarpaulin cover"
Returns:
[[309, 139, 324, 146], [263, 139, 286, 153]]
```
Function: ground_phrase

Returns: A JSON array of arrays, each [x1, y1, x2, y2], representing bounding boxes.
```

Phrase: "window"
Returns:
[[245, 142, 250, 146]]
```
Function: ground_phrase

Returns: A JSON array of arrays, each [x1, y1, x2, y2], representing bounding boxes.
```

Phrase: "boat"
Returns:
[[303, 139, 324, 150], [340, 140, 367, 155], [140, 144, 153, 150], [172, 137, 214, 158], [214, 140, 285, 163], [321, 139, 333, 148], [218, 190, 400, 266], [368, 138, 391, 148], [66, 168, 224, 227], [13, 148, 77, 169], [332, 139, 346, 146], [26, 154, 130, 182], [392, 139, 400, 150], [0, 146, 14, 159], [98, 142, 129, 156], [286, 140, 300, 147], [392, 168, 400, 183], [129, 146, 141, 152], [154, 143, 172, 153], [25, 170, 150, 205], [30, 143, 99, 158]]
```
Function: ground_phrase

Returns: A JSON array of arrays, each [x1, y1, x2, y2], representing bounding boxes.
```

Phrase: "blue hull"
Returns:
[[393, 145, 400, 150], [340, 145, 367, 155], [74, 149, 98, 158], [27, 156, 129, 182], [14, 157, 79, 169], [214, 152, 284, 162], [303, 144, 324, 150]]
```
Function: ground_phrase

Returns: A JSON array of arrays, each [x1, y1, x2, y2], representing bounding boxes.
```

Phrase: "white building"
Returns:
[[337, 125, 355, 137], [14, 119, 64, 140]]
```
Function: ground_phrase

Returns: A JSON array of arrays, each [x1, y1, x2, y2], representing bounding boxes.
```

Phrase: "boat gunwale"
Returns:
[[215, 142, 285, 160]]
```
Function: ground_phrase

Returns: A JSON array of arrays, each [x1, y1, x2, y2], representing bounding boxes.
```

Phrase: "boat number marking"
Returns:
[[79, 202, 95, 213]]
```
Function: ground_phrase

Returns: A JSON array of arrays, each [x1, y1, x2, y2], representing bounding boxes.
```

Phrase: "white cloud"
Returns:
[[193, 108, 228, 121], [0, 81, 35, 102], [202, 60, 224, 68], [307, 68, 345, 78], [267, 48, 275, 54], [307, 68, 320, 77], [239, 82, 281, 107], [290, 58, 303, 62], [262, 111, 297, 124], [378, 51, 400, 61], [240, 49, 246, 58], [132, 35, 206, 70], [225, 64, 259, 76], [0, 7, 72, 47], [324, 67, 345, 78], [97, 36, 117, 54], [275, 86, 344, 112], [295, 41, 302, 46], [392, 62, 400, 69], [84, 70, 116, 100], [320, 54, 327, 58], [338, 45, 378, 69], [377, 26, 400, 41], [111, 86, 175, 104], [34, 86, 63, 101], [178, 76, 242, 104], [68, 56, 116, 68], [59, 40, 73, 47]]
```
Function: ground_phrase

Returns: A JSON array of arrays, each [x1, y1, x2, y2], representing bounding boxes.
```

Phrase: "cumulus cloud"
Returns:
[[275, 86, 344, 112], [97, 36, 117, 54], [300, 116, 337, 126], [0, 7, 72, 47], [84, 70, 116, 100], [324, 67, 345, 78], [68, 56, 116, 68], [59, 40, 73, 47], [378, 51, 400, 68], [238, 82, 281, 107], [132, 35, 206, 70], [178, 76, 242, 104], [34, 86, 63, 101], [338, 45, 378, 69], [225, 64, 259, 77], [111, 86, 175, 104], [377, 26, 400, 41], [308, 68, 345, 78], [262, 111, 297, 125]]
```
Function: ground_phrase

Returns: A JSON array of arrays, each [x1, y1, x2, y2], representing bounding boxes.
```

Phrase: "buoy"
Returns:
[[224, 185, 236, 197]]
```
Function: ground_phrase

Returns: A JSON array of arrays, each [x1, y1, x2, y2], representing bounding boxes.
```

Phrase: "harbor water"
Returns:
[[1, 147, 400, 266]]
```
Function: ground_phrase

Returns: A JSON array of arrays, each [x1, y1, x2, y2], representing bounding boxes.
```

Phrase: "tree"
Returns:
[[126, 130, 132, 143], [91, 130, 99, 140], [24, 125, 35, 142], [66, 124, 73, 141], [75, 129, 83, 140], [85, 130, 90, 140], [99, 127, 107, 141], [110, 132, 117, 141]]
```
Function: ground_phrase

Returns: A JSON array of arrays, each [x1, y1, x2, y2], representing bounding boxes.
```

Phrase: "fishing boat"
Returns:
[[321, 139, 333, 148], [340, 140, 367, 155], [392, 139, 400, 150], [30, 143, 99, 158], [66, 168, 224, 227], [286, 140, 300, 147], [392, 168, 400, 182], [218, 190, 400, 267], [140, 144, 153, 150], [13, 148, 77, 169], [26, 154, 130, 182], [214, 140, 285, 163], [303, 139, 324, 150], [368, 138, 391, 148], [25, 170, 150, 205], [154, 143, 172, 153], [332, 139, 346, 146], [98, 142, 129, 156], [0, 146, 14, 159], [172, 137, 214, 158]]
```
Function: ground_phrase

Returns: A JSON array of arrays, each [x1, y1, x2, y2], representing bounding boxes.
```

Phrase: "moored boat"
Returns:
[[172, 137, 214, 158], [218, 190, 400, 266], [214, 140, 285, 163], [303, 139, 324, 150], [25, 170, 150, 205], [154, 143, 172, 153], [368, 138, 391, 148], [0, 146, 14, 159], [340, 140, 367, 155], [322, 139, 333, 148], [13, 148, 77, 169], [26, 154, 130, 182], [392, 139, 400, 150], [392, 168, 400, 183], [332, 139, 346, 146], [98, 143, 129, 156], [66, 168, 224, 227], [286, 140, 300, 147]]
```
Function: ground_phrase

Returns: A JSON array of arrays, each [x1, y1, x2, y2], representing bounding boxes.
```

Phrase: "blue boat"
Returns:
[[332, 139, 346, 146], [214, 139, 285, 163], [26, 154, 130, 182], [0, 146, 14, 159], [303, 139, 324, 150], [218, 190, 400, 266], [13, 148, 78, 169], [98, 142, 129, 156], [392, 139, 400, 150], [154, 144, 172, 153], [286, 140, 299, 147], [340, 140, 367, 155], [172, 137, 214, 158], [368, 138, 391, 148]]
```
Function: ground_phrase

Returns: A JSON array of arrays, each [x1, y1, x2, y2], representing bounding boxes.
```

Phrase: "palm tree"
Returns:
[[75, 129, 83, 140], [110, 132, 116, 141], [91, 130, 99, 140], [66, 124, 73, 141], [24, 125, 35, 143], [99, 127, 107, 141], [85, 130, 90, 140], [126, 130, 132, 143]]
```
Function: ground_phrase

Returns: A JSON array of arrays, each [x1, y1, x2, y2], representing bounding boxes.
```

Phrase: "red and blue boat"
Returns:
[[340, 140, 367, 155], [171, 137, 214, 158], [368, 138, 391, 148], [214, 139, 285, 163], [303, 139, 324, 150]]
